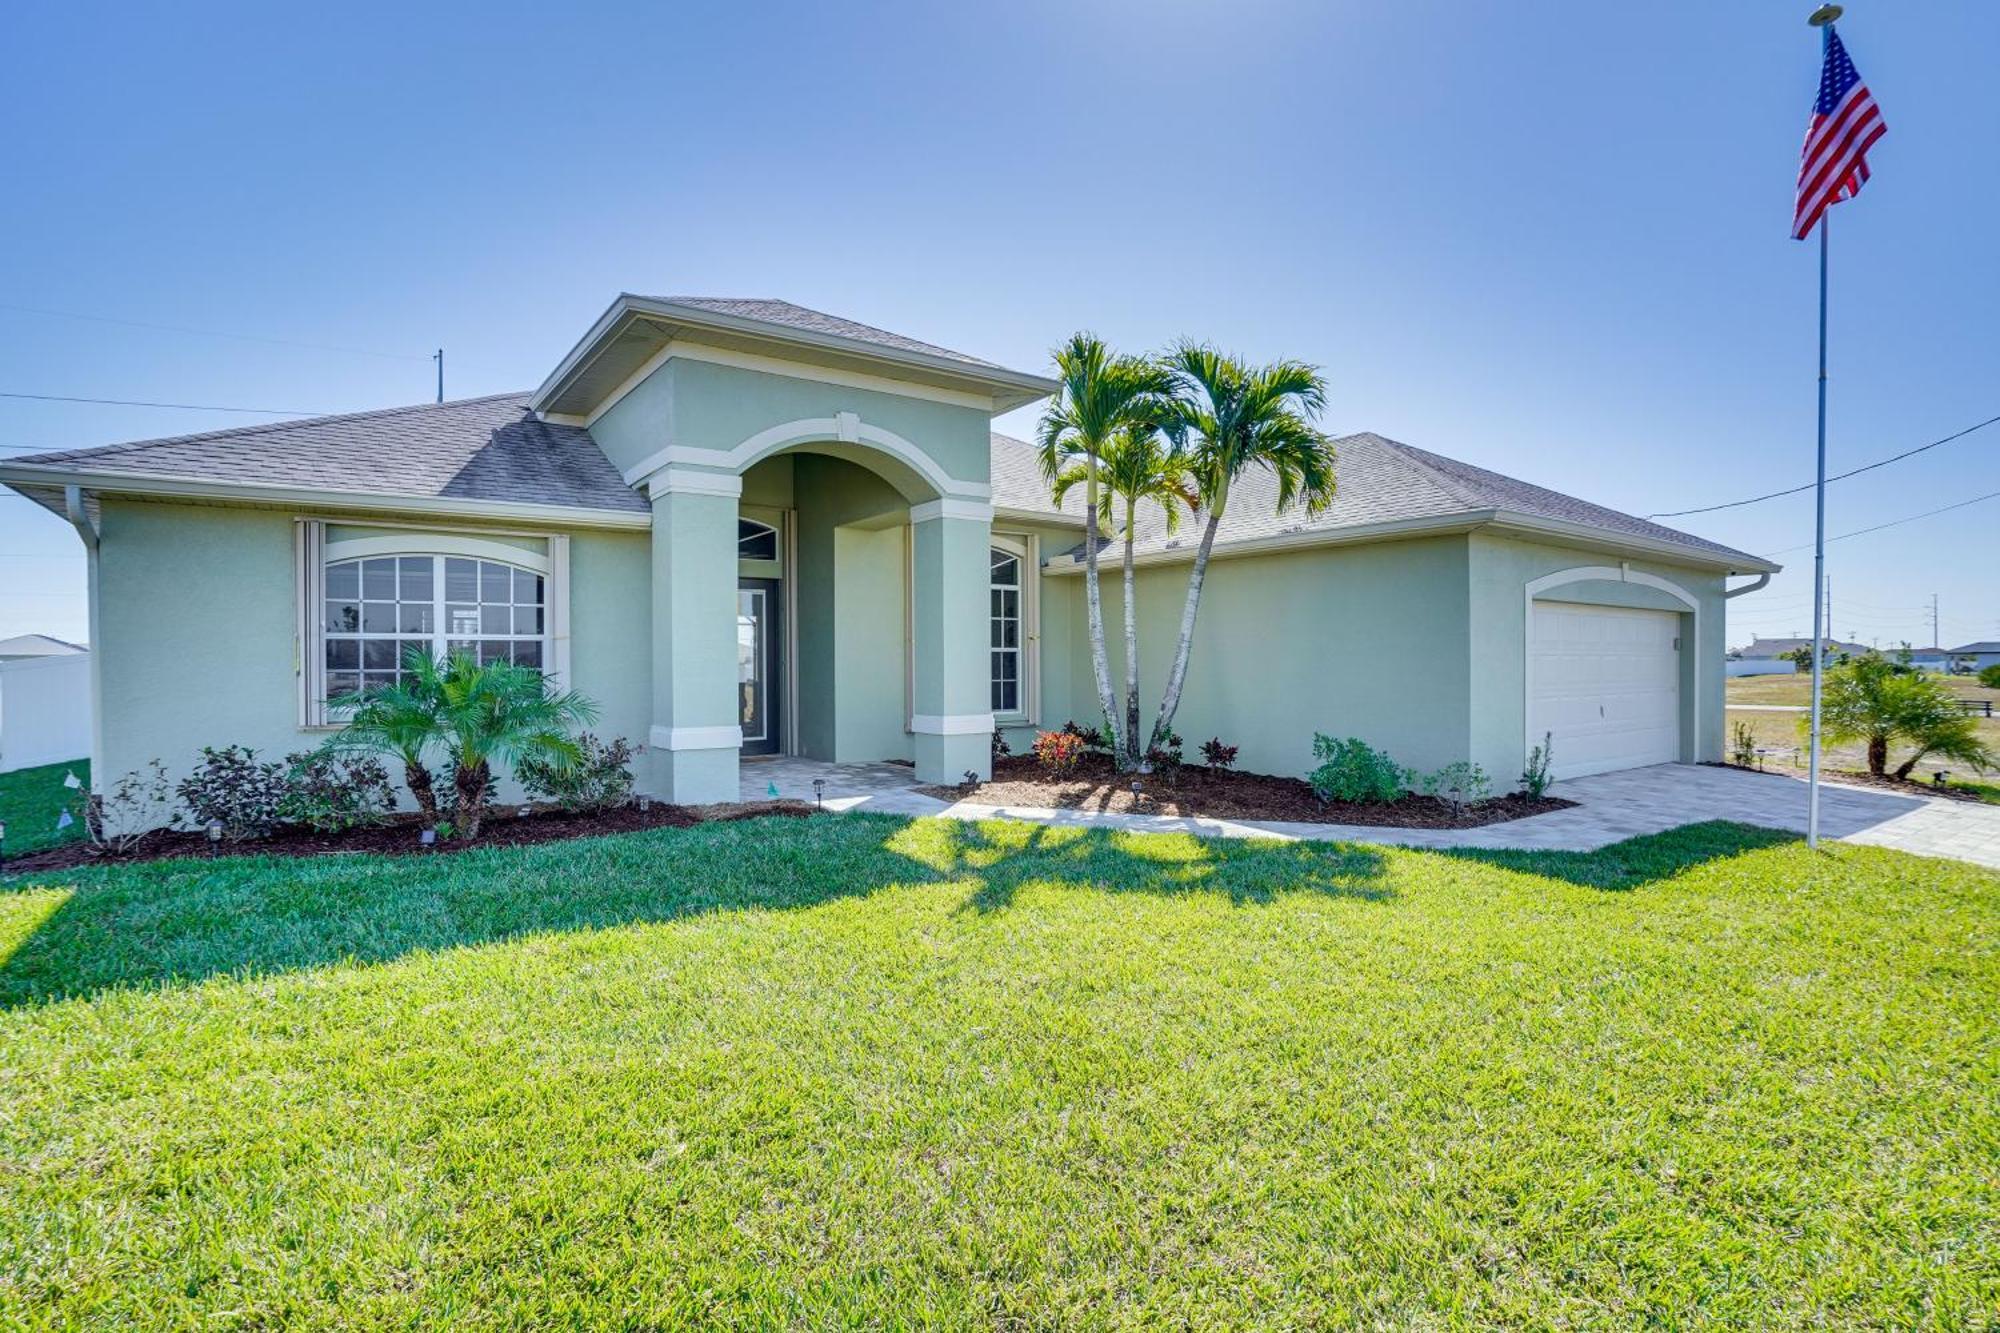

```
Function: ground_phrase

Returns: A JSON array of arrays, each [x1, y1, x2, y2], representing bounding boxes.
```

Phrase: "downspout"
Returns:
[[62, 485, 105, 791], [1722, 571, 1771, 599]]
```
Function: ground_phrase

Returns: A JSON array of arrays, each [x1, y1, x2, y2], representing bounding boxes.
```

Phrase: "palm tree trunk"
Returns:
[[403, 757, 439, 823], [1121, 498, 1142, 771], [1866, 734, 1888, 776], [1081, 454, 1125, 760], [454, 760, 491, 840], [1149, 500, 1227, 752], [1891, 749, 1926, 782]]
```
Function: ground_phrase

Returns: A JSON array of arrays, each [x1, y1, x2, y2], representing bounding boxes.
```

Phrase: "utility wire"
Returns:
[[0, 390, 328, 415], [0, 300, 429, 362], [1761, 488, 2000, 556], [1649, 411, 2000, 518]]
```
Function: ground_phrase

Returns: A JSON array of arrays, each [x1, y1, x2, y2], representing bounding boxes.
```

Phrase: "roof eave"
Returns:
[[0, 466, 652, 531], [531, 295, 1059, 418], [1485, 511, 1781, 574]]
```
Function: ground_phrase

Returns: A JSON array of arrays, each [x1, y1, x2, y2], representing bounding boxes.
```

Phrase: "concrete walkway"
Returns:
[[751, 757, 2000, 870]]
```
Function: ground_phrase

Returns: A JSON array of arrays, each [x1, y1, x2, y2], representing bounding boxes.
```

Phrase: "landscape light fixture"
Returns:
[[205, 820, 223, 854], [420, 827, 437, 847], [0, 819, 7, 871], [812, 778, 825, 808], [638, 794, 652, 814]]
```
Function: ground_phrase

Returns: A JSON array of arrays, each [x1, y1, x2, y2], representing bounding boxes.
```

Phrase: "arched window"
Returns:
[[738, 518, 779, 561], [322, 552, 546, 700]]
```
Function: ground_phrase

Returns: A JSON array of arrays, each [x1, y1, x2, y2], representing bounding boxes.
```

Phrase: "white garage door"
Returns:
[[1530, 603, 1681, 781]]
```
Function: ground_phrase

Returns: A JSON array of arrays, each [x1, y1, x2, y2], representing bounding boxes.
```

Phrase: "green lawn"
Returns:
[[1, 814, 1994, 1327], [0, 758, 88, 857]]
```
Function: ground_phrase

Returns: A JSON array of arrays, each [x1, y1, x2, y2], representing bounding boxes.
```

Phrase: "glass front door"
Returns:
[[737, 579, 781, 755]]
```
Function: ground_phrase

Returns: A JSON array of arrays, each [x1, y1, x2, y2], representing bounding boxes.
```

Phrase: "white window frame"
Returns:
[[990, 532, 1039, 726], [297, 520, 570, 727]]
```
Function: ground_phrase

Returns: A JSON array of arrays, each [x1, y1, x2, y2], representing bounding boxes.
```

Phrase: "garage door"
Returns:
[[1529, 603, 1681, 780]]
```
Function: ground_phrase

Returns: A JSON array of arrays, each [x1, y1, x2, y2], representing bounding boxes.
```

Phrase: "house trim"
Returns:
[[623, 416, 990, 503]]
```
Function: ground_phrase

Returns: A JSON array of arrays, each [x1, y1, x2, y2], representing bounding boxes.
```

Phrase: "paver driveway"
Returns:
[[758, 759, 2000, 870]]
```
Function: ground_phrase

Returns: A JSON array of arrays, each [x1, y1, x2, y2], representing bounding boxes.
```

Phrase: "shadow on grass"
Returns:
[[0, 811, 1394, 1008], [1445, 820, 1802, 890]]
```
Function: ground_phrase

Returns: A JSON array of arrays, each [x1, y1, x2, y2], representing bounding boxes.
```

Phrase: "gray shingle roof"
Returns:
[[7, 393, 648, 514], [999, 430, 1768, 570], [651, 297, 1008, 370]]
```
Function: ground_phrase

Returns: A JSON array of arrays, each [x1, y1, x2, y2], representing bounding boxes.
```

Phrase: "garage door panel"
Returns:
[[1530, 603, 1680, 781]]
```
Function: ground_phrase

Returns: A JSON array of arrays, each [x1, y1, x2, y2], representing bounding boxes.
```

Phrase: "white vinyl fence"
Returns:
[[0, 652, 91, 773], [1726, 659, 1799, 678]]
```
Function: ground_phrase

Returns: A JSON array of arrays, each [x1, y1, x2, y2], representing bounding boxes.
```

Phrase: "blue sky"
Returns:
[[1, 1, 1992, 649]]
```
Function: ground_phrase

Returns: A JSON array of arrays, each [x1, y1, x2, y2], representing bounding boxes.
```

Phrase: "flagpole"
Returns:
[[1805, 8, 1837, 850]]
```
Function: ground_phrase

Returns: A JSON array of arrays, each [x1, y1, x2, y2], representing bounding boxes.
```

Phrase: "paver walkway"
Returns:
[[751, 757, 2000, 870]]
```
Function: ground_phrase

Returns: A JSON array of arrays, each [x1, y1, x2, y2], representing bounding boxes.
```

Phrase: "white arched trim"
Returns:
[[621, 413, 990, 502], [324, 532, 551, 573], [1522, 564, 1701, 771]]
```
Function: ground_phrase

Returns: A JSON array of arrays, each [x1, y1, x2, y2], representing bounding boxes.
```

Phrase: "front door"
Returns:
[[737, 578, 781, 755]]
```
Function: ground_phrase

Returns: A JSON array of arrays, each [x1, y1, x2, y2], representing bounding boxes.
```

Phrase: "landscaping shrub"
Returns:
[[69, 761, 177, 855], [1060, 719, 1110, 753], [1420, 761, 1492, 814], [1308, 735, 1407, 804], [176, 745, 289, 841], [1200, 737, 1239, 771], [1730, 721, 1759, 768], [516, 733, 634, 813], [1521, 732, 1554, 798], [280, 751, 396, 832], [991, 730, 1011, 760], [1980, 664, 2000, 690], [1033, 729, 1087, 776], [1145, 732, 1184, 782], [1810, 651, 1995, 779]]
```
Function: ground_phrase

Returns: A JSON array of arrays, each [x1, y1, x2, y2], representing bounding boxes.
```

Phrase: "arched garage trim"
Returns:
[[1523, 564, 1700, 772]]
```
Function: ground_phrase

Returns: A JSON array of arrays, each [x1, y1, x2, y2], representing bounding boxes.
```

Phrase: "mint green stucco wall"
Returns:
[[1466, 533, 1725, 779], [90, 498, 651, 805], [589, 358, 992, 498], [1048, 535, 1475, 781]]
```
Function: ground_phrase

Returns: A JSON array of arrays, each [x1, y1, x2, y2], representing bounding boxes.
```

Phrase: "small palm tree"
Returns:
[[1151, 344, 1337, 752], [329, 649, 597, 839], [1037, 333, 1173, 764], [1812, 653, 1994, 780], [1053, 422, 1197, 769]]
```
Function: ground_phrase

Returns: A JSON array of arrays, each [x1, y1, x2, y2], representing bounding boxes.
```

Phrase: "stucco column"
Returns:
[[909, 498, 994, 784], [644, 469, 742, 804]]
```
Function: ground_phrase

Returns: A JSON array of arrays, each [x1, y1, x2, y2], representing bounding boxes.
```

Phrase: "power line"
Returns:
[[0, 300, 429, 362], [0, 390, 328, 415], [1648, 411, 2000, 518], [1762, 488, 2000, 556]]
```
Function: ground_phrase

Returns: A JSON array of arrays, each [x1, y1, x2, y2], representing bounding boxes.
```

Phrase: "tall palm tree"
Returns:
[[1151, 344, 1337, 752], [1053, 422, 1197, 768], [1037, 334, 1173, 763]]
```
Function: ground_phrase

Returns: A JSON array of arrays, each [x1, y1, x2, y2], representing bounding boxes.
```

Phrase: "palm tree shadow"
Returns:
[[881, 818, 1393, 914], [1444, 820, 1801, 890], [0, 813, 1391, 1008]]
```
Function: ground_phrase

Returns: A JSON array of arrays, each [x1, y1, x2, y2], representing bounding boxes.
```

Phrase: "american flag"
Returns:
[[1793, 26, 1886, 239]]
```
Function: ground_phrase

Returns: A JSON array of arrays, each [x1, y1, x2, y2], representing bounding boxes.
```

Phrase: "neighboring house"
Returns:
[[1949, 642, 2000, 671], [0, 636, 91, 773], [0, 633, 87, 660], [0, 294, 1777, 799], [1730, 636, 1870, 662]]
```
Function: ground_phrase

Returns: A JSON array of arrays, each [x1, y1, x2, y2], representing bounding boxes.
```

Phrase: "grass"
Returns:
[[0, 758, 87, 857], [1728, 671, 2000, 707], [1, 814, 1995, 1327], [1726, 705, 2000, 800]]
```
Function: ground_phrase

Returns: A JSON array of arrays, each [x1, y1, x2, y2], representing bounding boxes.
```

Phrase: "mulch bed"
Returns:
[[2, 800, 817, 874], [1708, 760, 1991, 803], [923, 754, 1574, 828]]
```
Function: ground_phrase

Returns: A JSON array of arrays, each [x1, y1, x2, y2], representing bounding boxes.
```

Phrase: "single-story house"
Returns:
[[0, 635, 91, 773], [1946, 642, 2000, 671], [1730, 636, 1869, 662], [0, 294, 1777, 803]]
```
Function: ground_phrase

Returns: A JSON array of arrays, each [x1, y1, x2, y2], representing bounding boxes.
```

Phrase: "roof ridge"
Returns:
[[12, 391, 533, 465]]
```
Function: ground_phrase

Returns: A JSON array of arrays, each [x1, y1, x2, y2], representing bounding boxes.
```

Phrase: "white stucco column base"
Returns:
[[643, 473, 742, 806], [909, 502, 994, 785]]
